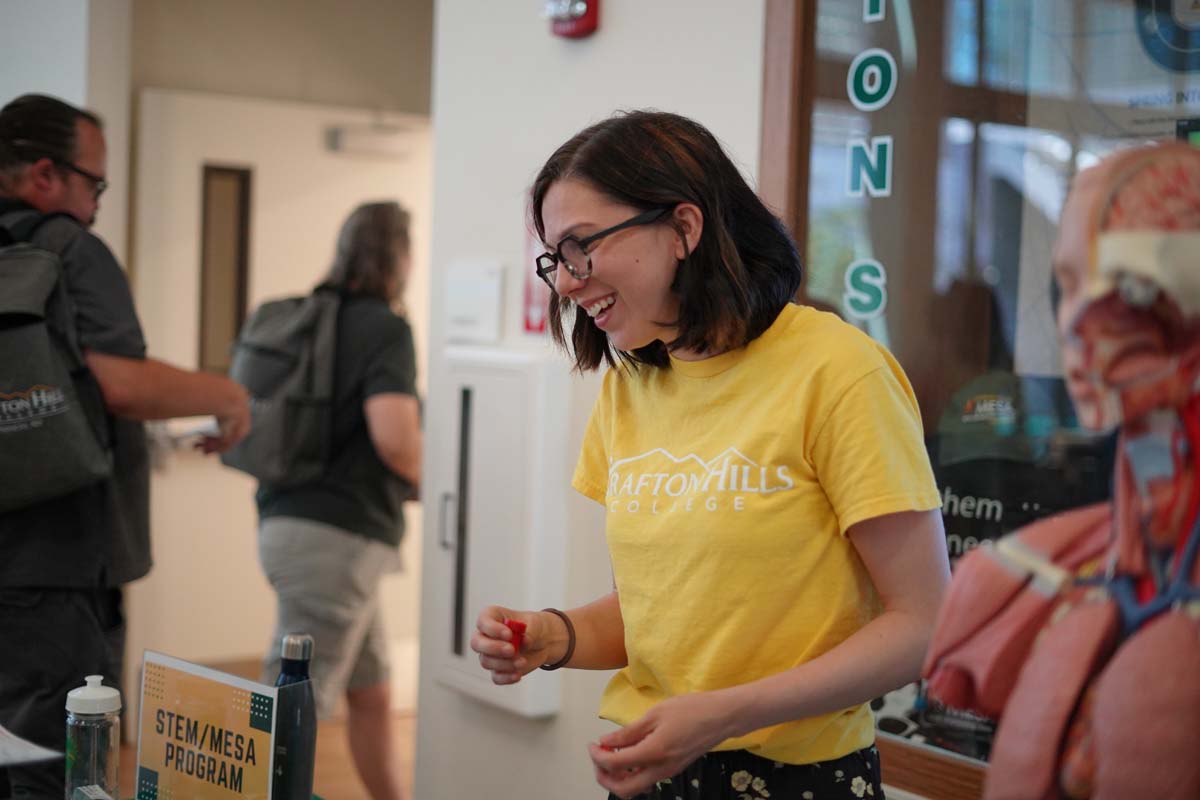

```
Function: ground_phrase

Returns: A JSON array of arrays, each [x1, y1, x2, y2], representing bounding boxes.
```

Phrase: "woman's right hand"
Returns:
[[470, 606, 559, 685]]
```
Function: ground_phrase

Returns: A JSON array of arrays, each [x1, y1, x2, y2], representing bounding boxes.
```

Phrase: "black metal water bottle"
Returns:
[[273, 634, 317, 799]]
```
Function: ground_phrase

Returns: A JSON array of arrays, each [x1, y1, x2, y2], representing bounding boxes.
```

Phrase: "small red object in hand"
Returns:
[[504, 619, 526, 654]]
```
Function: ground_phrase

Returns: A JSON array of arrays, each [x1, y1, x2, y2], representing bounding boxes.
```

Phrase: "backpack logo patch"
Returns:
[[0, 384, 69, 433]]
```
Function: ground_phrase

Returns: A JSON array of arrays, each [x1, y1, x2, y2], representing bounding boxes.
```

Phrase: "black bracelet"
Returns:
[[538, 607, 576, 671]]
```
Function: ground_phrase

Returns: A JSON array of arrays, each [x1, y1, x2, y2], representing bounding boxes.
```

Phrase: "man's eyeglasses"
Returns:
[[535, 206, 670, 291], [5, 138, 109, 199], [54, 160, 108, 199]]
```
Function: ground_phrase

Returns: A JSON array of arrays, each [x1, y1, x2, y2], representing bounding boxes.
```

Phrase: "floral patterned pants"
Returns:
[[608, 745, 884, 800]]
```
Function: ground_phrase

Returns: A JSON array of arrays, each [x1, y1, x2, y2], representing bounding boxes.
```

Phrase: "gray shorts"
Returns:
[[258, 516, 399, 718]]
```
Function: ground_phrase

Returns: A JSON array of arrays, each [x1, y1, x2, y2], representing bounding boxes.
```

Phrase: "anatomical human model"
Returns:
[[922, 141, 1200, 800]]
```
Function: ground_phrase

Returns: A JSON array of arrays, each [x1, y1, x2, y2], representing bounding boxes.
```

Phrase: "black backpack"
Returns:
[[220, 287, 340, 487], [0, 211, 112, 513]]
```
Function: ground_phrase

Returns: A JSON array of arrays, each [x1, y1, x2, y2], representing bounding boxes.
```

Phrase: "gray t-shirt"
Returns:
[[256, 294, 418, 546], [0, 200, 151, 588]]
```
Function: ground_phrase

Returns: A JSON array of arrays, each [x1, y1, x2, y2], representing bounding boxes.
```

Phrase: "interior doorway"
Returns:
[[125, 88, 431, 728]]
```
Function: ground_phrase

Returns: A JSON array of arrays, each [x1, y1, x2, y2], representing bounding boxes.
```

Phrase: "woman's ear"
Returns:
[[672, 203, 704, 260]]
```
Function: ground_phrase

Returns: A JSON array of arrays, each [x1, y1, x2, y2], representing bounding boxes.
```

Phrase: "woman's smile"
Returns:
[[581, 293, 617, 324]]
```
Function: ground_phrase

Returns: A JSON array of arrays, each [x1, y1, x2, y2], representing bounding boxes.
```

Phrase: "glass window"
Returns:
[[816, 1, 874, 61], [799, 0, 1200, 768], [943, 0, 978, 86], [805, 104, 872, 312]]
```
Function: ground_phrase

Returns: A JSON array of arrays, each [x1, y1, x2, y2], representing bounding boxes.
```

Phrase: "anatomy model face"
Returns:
[[1054, 143, 1200, 431]]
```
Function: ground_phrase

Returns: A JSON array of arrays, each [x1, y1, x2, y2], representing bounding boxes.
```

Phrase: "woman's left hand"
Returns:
[[587, 691, 740, 799]]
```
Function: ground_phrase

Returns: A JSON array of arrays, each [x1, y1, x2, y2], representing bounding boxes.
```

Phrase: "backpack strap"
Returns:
[[0, 211, 84, 357], [313, 281, 350, 298], [0, 210, 42, 245], [0, 209, 75, 247]]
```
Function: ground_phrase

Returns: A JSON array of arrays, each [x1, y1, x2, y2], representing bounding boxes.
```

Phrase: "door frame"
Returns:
[[757, 3, 986, 798]]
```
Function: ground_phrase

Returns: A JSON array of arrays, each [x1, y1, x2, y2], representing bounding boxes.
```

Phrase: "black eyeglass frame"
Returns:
[[5, 137, 109, 199], [535, 206, 671, 290], [54, 159, 108, 198]]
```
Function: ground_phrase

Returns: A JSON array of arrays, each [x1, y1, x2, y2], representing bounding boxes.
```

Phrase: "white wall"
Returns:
[[127, 89, 431, 712], [0, 0, 89, 107], [132, 0, 433, 114], [415, 3, 766, 799], [0, 0, 132, 261], [85, 0, 132, 263]]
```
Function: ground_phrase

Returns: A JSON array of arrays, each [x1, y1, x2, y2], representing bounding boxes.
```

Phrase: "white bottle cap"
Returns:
[[66, 675, 122, 714]]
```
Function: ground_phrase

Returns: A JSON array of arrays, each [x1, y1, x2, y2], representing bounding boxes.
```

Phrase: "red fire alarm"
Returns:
[[545, 0, 599, 39]]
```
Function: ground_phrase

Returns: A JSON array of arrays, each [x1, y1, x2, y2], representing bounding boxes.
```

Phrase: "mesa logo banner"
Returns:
[[136, 651, 276, 800]]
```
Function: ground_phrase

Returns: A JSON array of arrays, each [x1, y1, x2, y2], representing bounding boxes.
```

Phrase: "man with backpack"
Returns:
[[0, 94, 251, 799]]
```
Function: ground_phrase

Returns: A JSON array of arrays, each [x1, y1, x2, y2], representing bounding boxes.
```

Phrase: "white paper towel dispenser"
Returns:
[[427, 345, 571, 717]]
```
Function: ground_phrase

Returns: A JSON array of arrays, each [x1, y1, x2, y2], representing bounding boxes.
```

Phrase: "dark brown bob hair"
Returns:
[[321, 201, 410, 301], [531, 110, 802, 371]]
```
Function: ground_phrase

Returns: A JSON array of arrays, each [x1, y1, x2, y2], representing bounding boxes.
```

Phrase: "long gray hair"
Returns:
[[321, 201, 410, 300]]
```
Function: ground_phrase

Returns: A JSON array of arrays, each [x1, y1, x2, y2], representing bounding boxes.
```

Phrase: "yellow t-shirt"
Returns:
[[571, 303, 941, 765]]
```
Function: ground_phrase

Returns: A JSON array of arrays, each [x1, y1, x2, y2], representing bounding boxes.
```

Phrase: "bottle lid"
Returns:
[[66, 675, 121, 714], [280, 633, 314, 661]]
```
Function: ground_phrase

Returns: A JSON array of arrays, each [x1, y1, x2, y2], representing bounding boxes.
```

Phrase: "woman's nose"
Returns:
[[554, 265, 587, 297]]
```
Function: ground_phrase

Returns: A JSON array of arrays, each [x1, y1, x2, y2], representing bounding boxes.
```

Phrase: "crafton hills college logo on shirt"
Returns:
[[605, 447, 797, 515]]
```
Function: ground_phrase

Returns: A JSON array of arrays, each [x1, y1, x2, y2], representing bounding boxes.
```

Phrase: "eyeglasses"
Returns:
[[54, 160, 108, 199], [535, 207, 670, 291]]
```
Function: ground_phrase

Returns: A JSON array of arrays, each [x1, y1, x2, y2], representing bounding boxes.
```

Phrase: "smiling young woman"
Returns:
[[471, 110, 950, 800], [532, 112, 803, 369]]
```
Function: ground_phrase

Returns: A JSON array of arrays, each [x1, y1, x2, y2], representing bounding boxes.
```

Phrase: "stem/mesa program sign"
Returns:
[[136, 652, 277, 800]]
